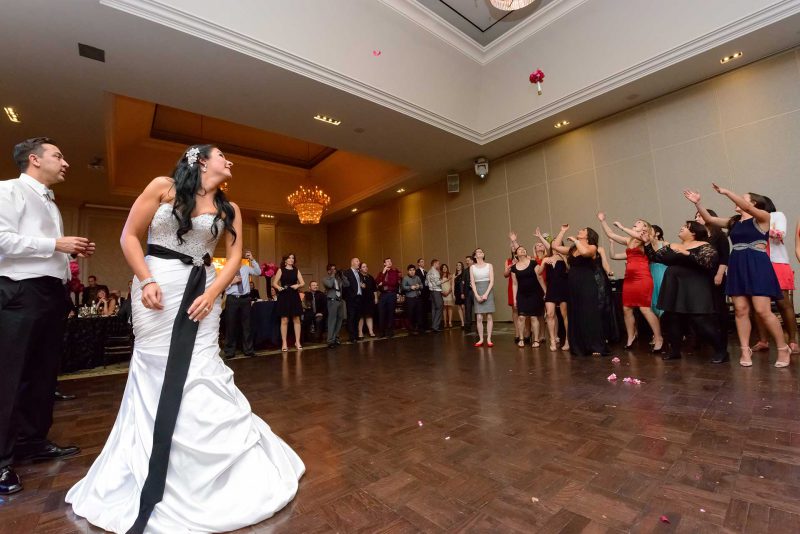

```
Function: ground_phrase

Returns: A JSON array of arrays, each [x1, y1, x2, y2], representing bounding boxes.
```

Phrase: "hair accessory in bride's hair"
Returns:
[[185, 147, 200, 166]]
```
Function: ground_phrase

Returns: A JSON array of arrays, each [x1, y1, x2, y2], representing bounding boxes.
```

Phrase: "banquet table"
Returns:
[[62, 315, 122, 372], [250, 300, 281, 348]]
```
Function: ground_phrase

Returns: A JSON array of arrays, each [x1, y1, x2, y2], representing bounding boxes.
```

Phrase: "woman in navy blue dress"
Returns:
[[685, 184, 788, 367]]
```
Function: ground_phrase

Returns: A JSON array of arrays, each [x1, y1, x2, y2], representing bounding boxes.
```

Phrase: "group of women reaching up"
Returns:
[[504, 182, 798, 368]]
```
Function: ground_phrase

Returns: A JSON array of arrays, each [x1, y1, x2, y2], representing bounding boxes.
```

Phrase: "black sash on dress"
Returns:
[[127, 244, 212, 534]]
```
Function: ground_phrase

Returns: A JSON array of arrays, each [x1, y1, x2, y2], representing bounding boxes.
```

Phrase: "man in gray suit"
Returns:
[[322, 263, 349, 348]]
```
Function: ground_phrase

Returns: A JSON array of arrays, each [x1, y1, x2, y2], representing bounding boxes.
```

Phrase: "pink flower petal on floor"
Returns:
[[607, 373, 617, 381], [417, 420, 423, 427], [531, 497, 539, 503], [612, 356, 621, 363], [444, 436, 451, 440], [659, 515, 671, 524]]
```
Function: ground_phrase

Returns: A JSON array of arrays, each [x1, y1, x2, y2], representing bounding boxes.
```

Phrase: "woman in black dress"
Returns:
[[510, 246, 545, 348], [643, 221, 728, 363], [552, 224, 610, 356], [272, 253, 305, 351], [358, 262, 377, 338], [535, 229, 570, 351], [453, 261, 466, 327], [695, 208, 730, 352]]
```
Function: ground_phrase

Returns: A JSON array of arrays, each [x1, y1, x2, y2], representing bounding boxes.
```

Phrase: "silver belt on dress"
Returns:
[[731, 240, 767, 252]]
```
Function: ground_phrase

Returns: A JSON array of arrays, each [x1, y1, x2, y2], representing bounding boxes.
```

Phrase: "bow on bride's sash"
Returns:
[[127, 244, 212, 534]]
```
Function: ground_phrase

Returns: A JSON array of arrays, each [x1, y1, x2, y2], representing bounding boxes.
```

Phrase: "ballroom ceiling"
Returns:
[[414, 0, 557, 46]]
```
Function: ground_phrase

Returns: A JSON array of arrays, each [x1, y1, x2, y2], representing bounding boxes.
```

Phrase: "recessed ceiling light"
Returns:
[[554, 120, 570, 129], [314, 114, 341, 126], [260, 213, 275, 219], [720, 52, 743, 64], [4, 107, 21, 123], [396, 188, 406, 193], [351, 208, 358, 213]]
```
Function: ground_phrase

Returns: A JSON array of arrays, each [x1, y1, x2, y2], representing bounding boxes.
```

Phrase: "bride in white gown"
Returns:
[[66, 145, 304, 533]]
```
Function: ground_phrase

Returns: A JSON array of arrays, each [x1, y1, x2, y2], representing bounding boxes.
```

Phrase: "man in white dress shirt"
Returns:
[[0, 137, 96, 495], [223, 249, 261, 358]]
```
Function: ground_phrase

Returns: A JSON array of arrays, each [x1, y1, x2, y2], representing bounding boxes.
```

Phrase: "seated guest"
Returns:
[[96, 288, 117, 316], [81, 275, 108, 306], [303, 281, 327, 342], [402, 264, 423, 334], [249, 281, 261, 301], [268, 286, 278, 301]]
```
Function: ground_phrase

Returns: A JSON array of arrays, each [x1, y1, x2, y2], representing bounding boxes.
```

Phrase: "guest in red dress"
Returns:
[[597, 213, 664, 352]]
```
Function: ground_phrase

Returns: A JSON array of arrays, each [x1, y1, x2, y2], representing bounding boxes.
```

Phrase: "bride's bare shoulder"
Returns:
[[143, 176, 175, 203]]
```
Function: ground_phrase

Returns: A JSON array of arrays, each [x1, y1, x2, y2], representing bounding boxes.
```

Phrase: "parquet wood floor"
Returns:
[[2, 327, 800, 533]]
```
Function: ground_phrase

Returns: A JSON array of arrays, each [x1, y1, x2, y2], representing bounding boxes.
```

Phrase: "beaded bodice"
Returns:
[[147, 204, 223, 260]]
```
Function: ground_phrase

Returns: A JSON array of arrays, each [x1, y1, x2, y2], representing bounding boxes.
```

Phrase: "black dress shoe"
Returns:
[[18, 443, 80, 462], [54, 391, 76, 401], [244, 352, 255, 357], [0, 466, 22, 495], [327, 343, 336, 348], [711, 353, 730, 364], [661, 353, 681, 361]]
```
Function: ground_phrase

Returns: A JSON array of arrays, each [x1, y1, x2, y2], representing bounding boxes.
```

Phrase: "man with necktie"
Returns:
[[342, 257, 363, 342], [0, 137, 96, 495], [223, 249, 261, 358], [323, 263, 349, 348], [415, 258, 429, 333]]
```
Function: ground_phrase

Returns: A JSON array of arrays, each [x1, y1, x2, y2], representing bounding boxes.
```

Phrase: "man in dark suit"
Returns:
[[342, 257, 363, 343], [248, 281, 260, 302], [462, 254, 475, 332], [302, 280, 327, 343], [415, 258, 429, 332], [81, 275, 108, 306]]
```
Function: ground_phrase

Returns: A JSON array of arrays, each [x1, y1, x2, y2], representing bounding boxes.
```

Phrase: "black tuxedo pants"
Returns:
[[0, 276, 68, 468]]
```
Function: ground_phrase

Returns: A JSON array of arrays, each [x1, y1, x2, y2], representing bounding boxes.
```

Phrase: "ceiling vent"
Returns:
[[447, 174, 460, 193], [78, 43, 105, 63]]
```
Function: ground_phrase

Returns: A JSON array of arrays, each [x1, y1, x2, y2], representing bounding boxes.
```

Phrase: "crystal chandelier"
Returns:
[[490, 0, 536, 10], [287, 185, 331, 224]]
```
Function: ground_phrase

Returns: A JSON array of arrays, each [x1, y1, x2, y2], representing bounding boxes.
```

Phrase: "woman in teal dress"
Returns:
[[649, 225, 667, 317]]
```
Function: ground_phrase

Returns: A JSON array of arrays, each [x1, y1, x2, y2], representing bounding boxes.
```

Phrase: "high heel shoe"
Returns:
[[295, 344, 303, 351], [517, 340, 525, 348], [549, 343, 557, 351], [739, 346, 753, 367], [775, 345, 791, 368], [650, 340, 664, 355], [474, 341, 484, 347], [487, 341, 494, 347], [624, 335, 638, 350]]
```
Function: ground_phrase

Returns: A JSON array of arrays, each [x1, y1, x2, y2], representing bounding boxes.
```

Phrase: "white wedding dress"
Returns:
[[66, 204, 304, 533]]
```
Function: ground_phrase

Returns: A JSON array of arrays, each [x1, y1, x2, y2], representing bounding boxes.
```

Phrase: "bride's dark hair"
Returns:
[[171, 144, 236, 244]]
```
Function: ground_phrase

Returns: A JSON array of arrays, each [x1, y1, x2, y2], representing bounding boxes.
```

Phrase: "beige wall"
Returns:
[[328, 48, 800, 320], [63, 204, 327, 300]]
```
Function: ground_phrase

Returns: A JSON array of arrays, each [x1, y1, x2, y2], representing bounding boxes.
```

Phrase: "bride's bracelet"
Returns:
[[140, 277, 157, 287]]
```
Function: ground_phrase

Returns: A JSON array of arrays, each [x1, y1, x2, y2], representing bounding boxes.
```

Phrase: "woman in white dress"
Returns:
[[66, 145, 304, 533]]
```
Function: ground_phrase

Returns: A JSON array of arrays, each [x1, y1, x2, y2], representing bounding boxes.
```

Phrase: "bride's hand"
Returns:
[[141, 283, 163, 310], [188, 291, 215, 322]]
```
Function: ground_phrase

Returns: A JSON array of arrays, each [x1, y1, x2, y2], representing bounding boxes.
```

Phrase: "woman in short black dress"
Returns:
[[537, 242, 569, 352], [510, 246, 545, 347], [453, 262, 466, 327], [358, 262, 377, 338], [273, 253, 305, 351]]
